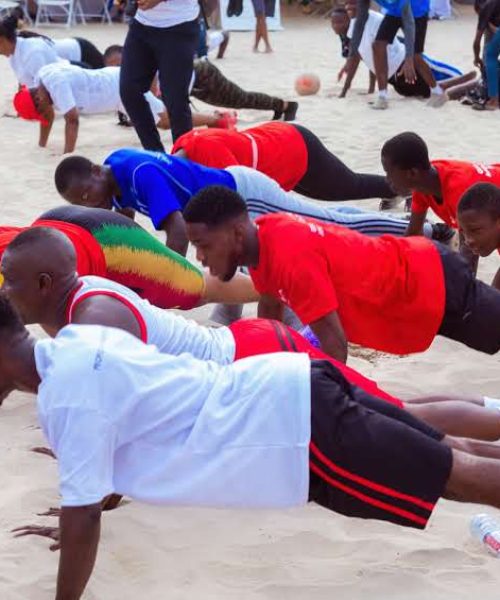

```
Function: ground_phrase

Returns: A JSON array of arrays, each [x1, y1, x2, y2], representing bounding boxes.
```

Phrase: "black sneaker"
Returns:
[[431, 222, 455, 245], [284, 101, 299, 121], [379, 198, 402, 211], [117, 111, 132, 127]]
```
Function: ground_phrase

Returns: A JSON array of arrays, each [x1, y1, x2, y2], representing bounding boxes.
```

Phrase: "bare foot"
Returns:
[[264, 45, 273, 53], [253, 45, 259, 53]]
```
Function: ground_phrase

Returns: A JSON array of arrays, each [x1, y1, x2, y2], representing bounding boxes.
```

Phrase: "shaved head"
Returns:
[[1, 227, 79, 325]]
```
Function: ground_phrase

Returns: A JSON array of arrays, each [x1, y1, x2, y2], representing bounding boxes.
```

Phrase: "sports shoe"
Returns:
[[284, 101, 299, 121], [379, 197, 403, 211], [427, 92, 448, 108], [371, 96, 388, 110], [431, 222, 455, 245]]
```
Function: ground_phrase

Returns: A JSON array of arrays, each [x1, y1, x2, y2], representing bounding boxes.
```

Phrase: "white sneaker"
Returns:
[[371, 96, 389, 110], [427, 92, 448, 108]]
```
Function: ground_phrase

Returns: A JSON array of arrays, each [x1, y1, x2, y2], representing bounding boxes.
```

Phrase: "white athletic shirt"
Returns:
[[9, 36, 63, 87], [35, 324, 311, 508], [53, 38, 82, 63], [135, 0, 199, 29], [67, 276, 236, 363], [348, 11, 406, 79], [35, 64, 165, 122]]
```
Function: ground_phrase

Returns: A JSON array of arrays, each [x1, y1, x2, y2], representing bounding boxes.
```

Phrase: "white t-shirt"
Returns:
[[9, 36, 63, 88], [53, 38, 82, 63], [348, 11, 405, 79], [135, 0, 199, 29], [35, 63, 165, 122], [35, 325, 311, 508], [68, 276, 236, 364]]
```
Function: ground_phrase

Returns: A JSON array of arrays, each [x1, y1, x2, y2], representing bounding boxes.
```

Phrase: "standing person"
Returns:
[[184, 186, 500, 361], [119, 0, 200, 151], [370, 0, 447, 109], [332, 8, 476, 101], [472, 0, 500, 110], [252, 0, 275, 53]]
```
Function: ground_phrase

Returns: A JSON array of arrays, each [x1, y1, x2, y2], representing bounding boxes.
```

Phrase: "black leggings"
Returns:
[[120, 18, 199, 151], [191, 59, 284, 113], [292, 125, 396, 201], [75, 38, 104, 69]]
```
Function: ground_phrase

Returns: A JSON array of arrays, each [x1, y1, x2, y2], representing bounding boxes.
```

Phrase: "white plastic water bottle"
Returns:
[[470, 514, 500, 557]]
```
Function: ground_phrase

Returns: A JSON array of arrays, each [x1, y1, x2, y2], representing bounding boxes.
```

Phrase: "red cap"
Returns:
[[13, 86, 49, 126]]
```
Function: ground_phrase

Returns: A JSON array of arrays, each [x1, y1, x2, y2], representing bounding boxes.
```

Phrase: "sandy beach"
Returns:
[[0, 6, 499, 599]]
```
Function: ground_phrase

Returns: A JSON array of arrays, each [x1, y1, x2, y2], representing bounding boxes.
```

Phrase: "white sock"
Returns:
[[430, 85, 443, 95], [483, 396, 500, 411], [378, 89, 388, 100]]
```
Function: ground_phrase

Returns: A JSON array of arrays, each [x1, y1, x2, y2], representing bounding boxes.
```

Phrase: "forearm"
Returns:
[[39, 120, 53, 148], [64, 119, 79, 154], [257, 297, 284, 321], [400, 1, 415, 58], [473, 32, 483, 61], [406, 212, 426, 236], [343, 55, 360, 91], [55, 505, 101, 600], [316, 334, 348, 363], [493, 268, 500, 290], [203, 272, 260, 305], [348, 0, 369, 56], [166, 233, 188, 257]]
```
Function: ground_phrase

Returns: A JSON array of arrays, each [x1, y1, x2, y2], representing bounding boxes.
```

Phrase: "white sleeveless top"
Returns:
[[66, 276, 236, 364]]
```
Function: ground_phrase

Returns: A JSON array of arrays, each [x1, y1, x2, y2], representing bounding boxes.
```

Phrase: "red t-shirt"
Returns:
[[171, 122, 308, 191], [249, 214, 446, 355], [0, 221, 107, 278], [412, 159, 500, 228]]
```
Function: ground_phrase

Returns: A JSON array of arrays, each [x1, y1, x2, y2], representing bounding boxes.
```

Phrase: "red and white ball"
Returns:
[[294, 73, 321, 96]]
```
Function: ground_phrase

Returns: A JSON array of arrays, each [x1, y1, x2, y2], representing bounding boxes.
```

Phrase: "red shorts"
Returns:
[[229, 318, 403, 407]]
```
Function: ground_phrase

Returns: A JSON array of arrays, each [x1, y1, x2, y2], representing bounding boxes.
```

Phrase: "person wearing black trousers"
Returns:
[[119, 0, 200, 151]]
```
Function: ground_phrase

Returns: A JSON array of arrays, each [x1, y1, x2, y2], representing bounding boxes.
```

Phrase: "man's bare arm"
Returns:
[[309, 311, 348, 363], [257, 294, 284, 321], [55, 504, 101, 600], [492, 267, 500, 290], [406, 210, 427, 236], [161, 211, 189, 256], [39, 106, 55, 148], [63, 108, 80, 154]]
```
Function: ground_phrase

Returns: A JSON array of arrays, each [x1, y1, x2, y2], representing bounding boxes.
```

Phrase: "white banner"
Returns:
[[220, 0, 283, 31]]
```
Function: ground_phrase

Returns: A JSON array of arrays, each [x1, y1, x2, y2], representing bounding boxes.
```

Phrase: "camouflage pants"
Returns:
[[191, 59, 284, 113]]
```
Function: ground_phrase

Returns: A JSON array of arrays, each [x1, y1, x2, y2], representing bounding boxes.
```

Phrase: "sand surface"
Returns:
[[0, 7, 500, 599]]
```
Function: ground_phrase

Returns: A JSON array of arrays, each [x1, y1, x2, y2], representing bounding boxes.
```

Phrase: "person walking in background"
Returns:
[[252, 0, 275, 53], [119, 0, 200, 151], [472, 0, 500, 110]]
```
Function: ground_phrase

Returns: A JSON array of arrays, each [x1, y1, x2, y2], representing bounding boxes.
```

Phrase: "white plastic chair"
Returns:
[[34, 0, 86, 27]]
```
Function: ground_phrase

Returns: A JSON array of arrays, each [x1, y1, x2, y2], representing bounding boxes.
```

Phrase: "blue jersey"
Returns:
[[105, 148, 237, 229], [384, 0, 430, 18]]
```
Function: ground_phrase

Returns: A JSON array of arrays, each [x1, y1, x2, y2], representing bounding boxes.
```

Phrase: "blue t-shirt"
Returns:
[[384, 0, 430, 18], [104, 148, 237, 230]]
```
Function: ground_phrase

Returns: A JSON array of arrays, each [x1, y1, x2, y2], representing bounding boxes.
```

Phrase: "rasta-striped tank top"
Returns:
[[34, 205, 205, 310]]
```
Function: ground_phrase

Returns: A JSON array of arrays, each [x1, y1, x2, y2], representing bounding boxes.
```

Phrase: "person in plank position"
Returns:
[[4, 297, 500, 598], [0, 205, 258, 311], [54, 149, 450, 257], [172, 121, 397, 201], [183, 185, 500, 362], [457, 182, 500, 290], [381, 131, 500, 270], [5, 226, 500, 444]]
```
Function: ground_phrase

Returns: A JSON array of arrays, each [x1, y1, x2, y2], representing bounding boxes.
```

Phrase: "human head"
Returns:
[[13, 85, 51, 126], [0, 15, 19, 56], [330, 7, 350, 35], [103, 44, 123, 67], [1, 227, 78, 325], [345, 0, 357, 18], [457, 183, 500, 257], [184, 185, 253, 282], [381, 132, 432, 194], [0, 292, 34, 405], [54, 155, 113, 209]]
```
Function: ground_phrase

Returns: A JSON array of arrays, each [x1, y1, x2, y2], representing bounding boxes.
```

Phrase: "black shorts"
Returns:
[[436, 243, 500, 354], [308, 360, 452, 530], [389, 69, 430, 97], [375, 14, 429, 54]]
